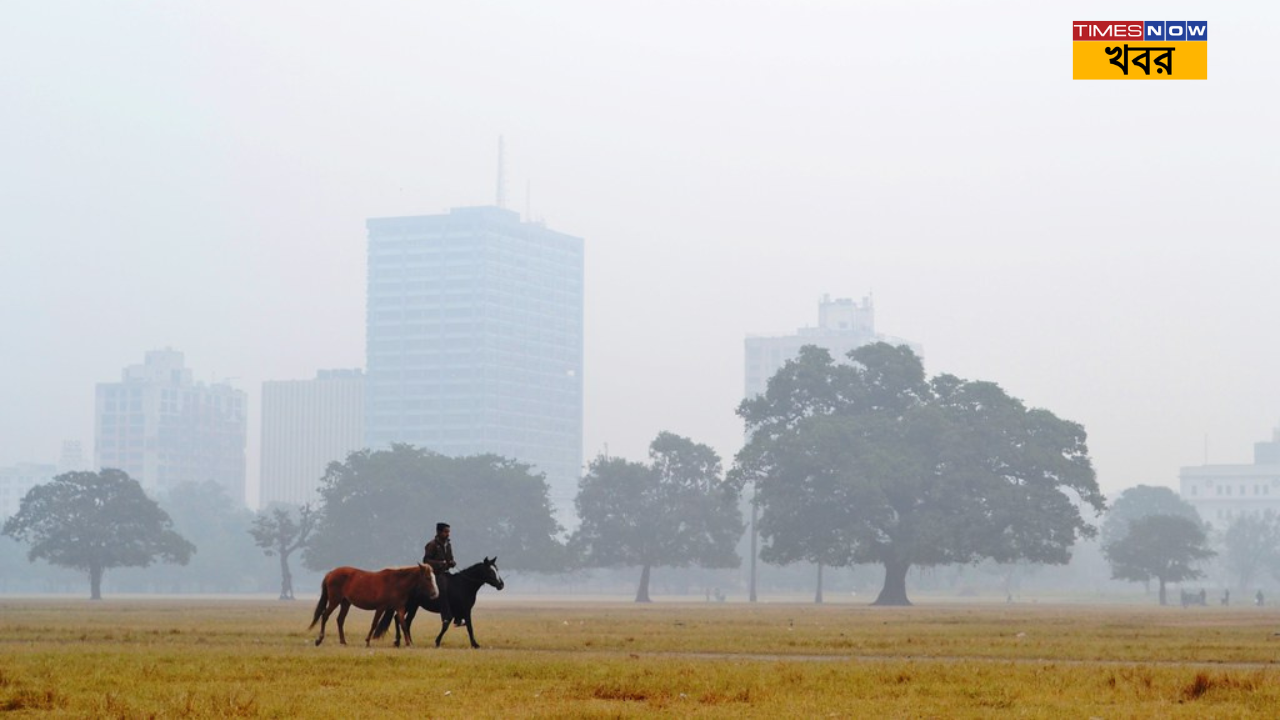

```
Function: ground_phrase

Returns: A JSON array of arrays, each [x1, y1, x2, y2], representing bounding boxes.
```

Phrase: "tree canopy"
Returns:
[[571, 432, 743, 602], [1221, 511, 1280, 593], [733, 343, 1104, 606], [303, 445, 564, 573], [1099, 485, 1202, 550], [1103, 513, 1214, 605], [2, 469, 194, 599]]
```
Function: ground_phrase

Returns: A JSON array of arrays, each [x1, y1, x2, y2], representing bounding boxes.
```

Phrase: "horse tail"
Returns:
[[309, 579, 328, 630], [372, 607, 397, 639]]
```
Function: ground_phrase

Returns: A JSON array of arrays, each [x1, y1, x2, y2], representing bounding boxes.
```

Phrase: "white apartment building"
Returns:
[[1180, 426, 1280, 529], [745, 295, 921, 401], [95, 349, 247, 504], [0, 463, 57, 520]]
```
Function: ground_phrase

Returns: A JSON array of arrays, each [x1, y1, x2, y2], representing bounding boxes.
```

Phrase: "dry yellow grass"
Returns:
[[2, 598, 1279, 717]]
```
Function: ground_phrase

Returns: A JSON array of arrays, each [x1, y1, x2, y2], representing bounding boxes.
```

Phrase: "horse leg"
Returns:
[[315, 597, 340, 646], [464, 613, 480, 649], [435, 615, 450, 648], [336, 601, 351, 646], [398, 607, 413, 648], [395, 605, 416, 648], [365, 609, 383, 647]]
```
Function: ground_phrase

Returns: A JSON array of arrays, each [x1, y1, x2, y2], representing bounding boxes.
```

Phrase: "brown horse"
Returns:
[[309, 564, 438, 647]]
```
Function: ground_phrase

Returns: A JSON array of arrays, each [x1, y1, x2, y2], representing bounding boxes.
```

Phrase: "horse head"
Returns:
[[419, 563, 441, 599], [483, 556, 505, 591]]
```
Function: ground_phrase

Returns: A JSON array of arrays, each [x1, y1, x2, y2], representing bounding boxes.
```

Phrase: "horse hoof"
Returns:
[[315, 639, 323, 647]]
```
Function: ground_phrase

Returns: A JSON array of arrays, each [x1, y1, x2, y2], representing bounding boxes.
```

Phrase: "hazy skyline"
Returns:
[[3, 2, 1278, 507]]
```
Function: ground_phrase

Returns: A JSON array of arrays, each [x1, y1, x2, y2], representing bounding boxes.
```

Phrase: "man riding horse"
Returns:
[[423, 522, 460, 626]]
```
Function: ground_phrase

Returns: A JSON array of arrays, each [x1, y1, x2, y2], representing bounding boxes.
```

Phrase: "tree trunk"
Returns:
[[814, 562, 824, 604], [635, 564, 652, 603], [89, 564, 104, 601], [872, 559, 912, 606], [279, 553, 294, 600], [749, 492, 758, 603], [1158, 577, 1167, 606]]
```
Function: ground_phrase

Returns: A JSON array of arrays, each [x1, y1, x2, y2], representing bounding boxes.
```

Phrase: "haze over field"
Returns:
[[3, 1, 1278, 507]]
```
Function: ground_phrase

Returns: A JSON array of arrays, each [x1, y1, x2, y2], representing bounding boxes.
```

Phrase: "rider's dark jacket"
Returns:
[[422, 537, 455, 574]]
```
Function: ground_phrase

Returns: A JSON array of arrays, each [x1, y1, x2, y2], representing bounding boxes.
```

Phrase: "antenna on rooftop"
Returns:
[[496, 135, 507, 209]]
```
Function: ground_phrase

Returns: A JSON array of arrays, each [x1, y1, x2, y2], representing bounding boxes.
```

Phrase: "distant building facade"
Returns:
[[58, 440, 87, 474], [1180, 425, 1280, 529], [260, 369, 365, 507], [94, 350, 248, 504], [744, 295, 922, 400], [365, 205, 584, 518], [0, 463, 56, 520]]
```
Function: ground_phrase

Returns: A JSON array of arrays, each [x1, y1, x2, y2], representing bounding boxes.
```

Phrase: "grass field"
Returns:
[[3, 597, 1280, 717]]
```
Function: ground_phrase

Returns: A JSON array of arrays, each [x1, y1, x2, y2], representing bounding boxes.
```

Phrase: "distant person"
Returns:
[[423, 522, 459, 625], [1222, 589, 1231, 607], [1257, 590, 1265, 607]]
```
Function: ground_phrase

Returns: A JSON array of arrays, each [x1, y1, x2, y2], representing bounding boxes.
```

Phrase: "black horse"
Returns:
[[375, 556, 504, 648]]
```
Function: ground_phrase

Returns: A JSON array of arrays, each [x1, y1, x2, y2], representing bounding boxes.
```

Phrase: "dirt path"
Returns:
[[512, 648, 1280, 671]]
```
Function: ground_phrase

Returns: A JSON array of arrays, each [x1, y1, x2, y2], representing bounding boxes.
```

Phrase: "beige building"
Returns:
[[260, 369, 365, 507]]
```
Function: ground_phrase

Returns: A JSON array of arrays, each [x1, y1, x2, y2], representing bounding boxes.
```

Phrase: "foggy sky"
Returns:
[[3, 1, 1278, 508]]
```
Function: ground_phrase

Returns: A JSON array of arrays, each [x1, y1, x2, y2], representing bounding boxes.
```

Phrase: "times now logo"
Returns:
[[1072, 21, 1208, 41]]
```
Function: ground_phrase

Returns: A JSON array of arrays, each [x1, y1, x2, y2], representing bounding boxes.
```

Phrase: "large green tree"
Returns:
[[304, 445, 564, 573], [1103, 514, 1215, 605], [2, 470, 195, 599], [1100, 485, 1202, 550], [572, 432, 743, 602], [250, 503, 316, 600], [734, 343, 1104, 606], [159, 480, 260, 592]]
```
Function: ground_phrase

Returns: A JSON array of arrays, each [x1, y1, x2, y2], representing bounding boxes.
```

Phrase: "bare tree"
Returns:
[[250, 504, 316, 600]]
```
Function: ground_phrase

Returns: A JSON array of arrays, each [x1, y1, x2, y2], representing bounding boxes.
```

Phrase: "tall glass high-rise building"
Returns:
[[365, 206, 584, 520]]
